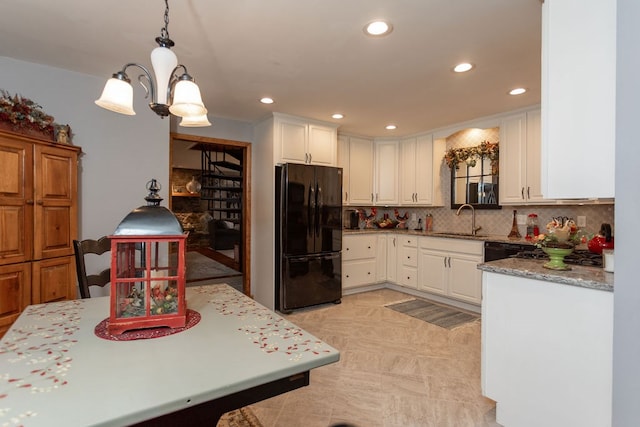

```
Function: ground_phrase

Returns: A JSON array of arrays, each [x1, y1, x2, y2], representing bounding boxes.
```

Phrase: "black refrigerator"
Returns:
[[275, 163, 343, 312]]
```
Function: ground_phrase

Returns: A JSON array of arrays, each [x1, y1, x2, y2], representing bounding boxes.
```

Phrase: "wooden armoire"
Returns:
[[0, 128, 80, 337]]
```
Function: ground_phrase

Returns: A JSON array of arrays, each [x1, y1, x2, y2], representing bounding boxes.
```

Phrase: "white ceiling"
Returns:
[[0, 0, 542, 137]]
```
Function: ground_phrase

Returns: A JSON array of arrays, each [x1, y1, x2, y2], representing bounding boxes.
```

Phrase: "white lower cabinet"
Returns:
[[398, 235, 418, 289], [342, 233, 483, 307], [342, 234, 377, 289], [418, 237, 483, 305], [386, 234, 397, 283], [376, 235, 387, 282]]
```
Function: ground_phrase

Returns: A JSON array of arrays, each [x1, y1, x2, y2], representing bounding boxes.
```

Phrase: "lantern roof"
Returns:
[[113, 179, 184, 236]]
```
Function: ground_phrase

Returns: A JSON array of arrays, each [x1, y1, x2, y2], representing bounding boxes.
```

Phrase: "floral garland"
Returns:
[[444, 140, 499, 170], [0, 89, 56, 135]]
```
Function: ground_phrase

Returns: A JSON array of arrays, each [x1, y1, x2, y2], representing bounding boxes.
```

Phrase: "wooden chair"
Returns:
[[73, 236, 111, 299]]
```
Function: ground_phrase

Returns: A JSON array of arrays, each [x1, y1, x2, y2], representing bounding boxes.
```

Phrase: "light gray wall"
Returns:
[[170, 116, 253, 142], [612, 0, 640, 424], [1, 56, 169, 238]]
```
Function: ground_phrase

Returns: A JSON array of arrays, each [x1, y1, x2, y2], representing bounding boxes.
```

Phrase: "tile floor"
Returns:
[[250, 289, 500, 427]]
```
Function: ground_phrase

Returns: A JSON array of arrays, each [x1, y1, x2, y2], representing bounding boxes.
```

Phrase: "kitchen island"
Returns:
[[0, 284, 340, 427], [478, 258, 613, 427]]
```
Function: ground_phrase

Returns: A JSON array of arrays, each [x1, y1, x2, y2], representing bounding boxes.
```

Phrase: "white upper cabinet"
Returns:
[[373, 140, 398, 206], [399, 134, 445, 206], [499, 109, 546, 205], [541, 0, 616, 198], [337, 135, 350, 204], [343, 136, 374, 205], [308, 124, 336, 166], [274, 113, 338, 166]]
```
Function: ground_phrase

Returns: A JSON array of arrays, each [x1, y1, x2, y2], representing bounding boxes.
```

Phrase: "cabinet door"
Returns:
[[499, 113, 527, 204], [278, 118, 307, 164], [347, 137, 374, 205], [337, 135, 350, 204], [376, 235, 387, 282], [541, 0, 615, 199], [448, 254, 483, 304], [0, 263, 31, 338], [308, 125, 336, 166], [374, 140, 398, 205], [399, 137, 417, 204], [400, 134, 443, 206], [0, 137, 33, 266], [386, 234, 397, 283], [32, 256, 76, 304], [415, 134, 440, 205], [33, 145, 78, 260], [418, 250, 447, 295], [525, 109, 545, 203]]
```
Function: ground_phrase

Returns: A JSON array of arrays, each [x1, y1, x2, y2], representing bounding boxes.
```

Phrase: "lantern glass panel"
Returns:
[[112, 239, 184, 320]]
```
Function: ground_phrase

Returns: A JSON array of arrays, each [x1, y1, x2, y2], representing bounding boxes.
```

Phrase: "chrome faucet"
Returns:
[[456, 203, 482, 235]]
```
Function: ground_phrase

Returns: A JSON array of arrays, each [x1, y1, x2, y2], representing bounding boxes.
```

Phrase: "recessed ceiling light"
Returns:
[[364, 20, 393, 37], [385, 124, 397, 130], [509, 88, 527, 96], [453, 63, 474, 73], [332, 113, 344, 119], [260, 97, 274, 104]]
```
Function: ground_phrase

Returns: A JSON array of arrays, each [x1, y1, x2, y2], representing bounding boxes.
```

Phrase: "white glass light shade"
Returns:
[[95, 77, 136, 115], [169, 79, 207, 117], [179, 114, 212, 127], [151, 46, 178, 105]]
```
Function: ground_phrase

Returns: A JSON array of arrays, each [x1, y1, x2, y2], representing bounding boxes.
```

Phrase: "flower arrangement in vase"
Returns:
[[532, 217, 588, 270]]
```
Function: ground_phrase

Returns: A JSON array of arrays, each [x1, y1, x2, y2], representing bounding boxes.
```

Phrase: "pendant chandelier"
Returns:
[[95, 0, 211, 126]]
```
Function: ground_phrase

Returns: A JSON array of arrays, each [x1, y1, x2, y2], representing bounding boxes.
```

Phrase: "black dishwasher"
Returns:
[[484, 241, 535, 262]]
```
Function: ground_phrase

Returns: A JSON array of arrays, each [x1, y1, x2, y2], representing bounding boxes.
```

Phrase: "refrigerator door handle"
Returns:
[[316, 183, 323, 237], [308, 184, 315, 237]]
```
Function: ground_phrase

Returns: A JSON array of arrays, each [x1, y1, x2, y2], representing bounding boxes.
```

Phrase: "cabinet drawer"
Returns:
[[343, 259, 377, 288], [342, 235, 377, 261], [399, 265, 417, 288], [400, 247, 418, 267], [399, 235, 417, 248]]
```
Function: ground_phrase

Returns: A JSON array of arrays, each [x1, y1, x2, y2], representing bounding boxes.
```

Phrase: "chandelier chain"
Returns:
[[160, 0, 170, 40]]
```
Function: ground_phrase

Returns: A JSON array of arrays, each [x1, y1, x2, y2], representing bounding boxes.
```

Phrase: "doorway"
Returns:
[[169, 133, 251, 296]]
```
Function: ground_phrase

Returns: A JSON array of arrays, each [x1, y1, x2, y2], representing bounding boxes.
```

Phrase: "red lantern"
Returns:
[[108, 179, 187, 335]]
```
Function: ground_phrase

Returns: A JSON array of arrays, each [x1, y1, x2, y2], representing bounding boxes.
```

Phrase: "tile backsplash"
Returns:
[[346, 203, 614, 238]]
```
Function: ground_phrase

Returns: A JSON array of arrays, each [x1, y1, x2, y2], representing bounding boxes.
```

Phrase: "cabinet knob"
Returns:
[[367, 246, 371, 249], [521, 187, 525, 199], [26, 199, 34, 205]]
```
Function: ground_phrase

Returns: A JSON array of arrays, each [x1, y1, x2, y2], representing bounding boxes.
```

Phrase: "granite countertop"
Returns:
[[343, 228, 533, 245], [478, 258, 614, 292]]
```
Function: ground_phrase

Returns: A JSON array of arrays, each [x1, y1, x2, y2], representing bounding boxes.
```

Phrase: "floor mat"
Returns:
[[385, 298, 479, 329]]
